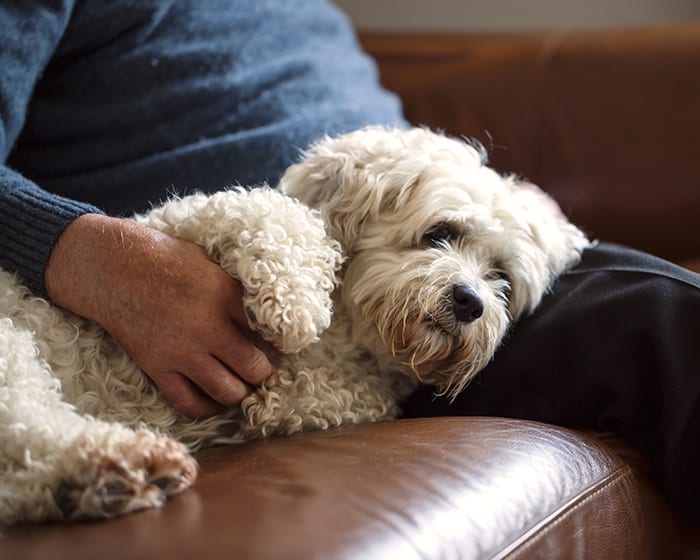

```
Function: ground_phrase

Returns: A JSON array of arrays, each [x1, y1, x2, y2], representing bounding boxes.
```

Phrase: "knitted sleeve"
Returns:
[[0, 0, 102, 297]]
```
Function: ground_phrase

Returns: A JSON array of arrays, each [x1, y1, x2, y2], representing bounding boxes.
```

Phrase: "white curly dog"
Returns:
[[0, 127, 591, 524]]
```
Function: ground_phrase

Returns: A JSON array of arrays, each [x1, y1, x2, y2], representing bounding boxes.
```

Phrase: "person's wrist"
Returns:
[[45, 213, 106, 318], [44, 213, 144, 324]]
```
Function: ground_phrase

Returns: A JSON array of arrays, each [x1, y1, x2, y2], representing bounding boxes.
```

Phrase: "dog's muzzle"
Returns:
[[452, 284, 484, 323]]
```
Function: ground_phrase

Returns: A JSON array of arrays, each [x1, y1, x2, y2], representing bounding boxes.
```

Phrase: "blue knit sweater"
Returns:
[[0, 0, 404, 296]]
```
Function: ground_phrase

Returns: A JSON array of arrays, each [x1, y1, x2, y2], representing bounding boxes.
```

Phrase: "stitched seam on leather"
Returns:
[[496, 465, 635, 560]]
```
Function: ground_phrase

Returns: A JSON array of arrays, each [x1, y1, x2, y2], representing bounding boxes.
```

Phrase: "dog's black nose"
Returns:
[[452, 285, 484, 323]]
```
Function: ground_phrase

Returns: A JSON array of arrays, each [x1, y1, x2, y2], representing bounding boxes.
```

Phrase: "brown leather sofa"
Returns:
[[3, 24, 699, 560]]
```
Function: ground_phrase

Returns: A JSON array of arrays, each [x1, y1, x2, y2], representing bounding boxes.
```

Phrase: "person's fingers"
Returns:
[[155, 372, 225, 418], [186, 352, 253, 405], [212, 320, 272, 386]]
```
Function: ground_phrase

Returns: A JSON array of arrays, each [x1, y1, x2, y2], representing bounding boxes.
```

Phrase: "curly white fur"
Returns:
[[0, 127, 591, 524]]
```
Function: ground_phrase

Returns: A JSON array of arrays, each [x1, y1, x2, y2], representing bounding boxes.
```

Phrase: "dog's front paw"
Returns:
[[243, 262, 339, 353], [54, 429, 197, 521], [235, 190, 344, 353]]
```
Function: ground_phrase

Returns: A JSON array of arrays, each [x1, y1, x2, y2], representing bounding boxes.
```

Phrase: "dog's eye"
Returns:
[[494, 270, 510, 284], [422, 224, 455, 247], [490, 269, 512, 299]]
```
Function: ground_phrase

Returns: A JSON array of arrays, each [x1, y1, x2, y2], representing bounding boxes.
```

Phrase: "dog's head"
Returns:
[[279, 127, 591, 398]]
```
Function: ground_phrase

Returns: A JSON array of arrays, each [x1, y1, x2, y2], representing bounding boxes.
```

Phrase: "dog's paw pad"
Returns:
[[145, 458, 197, 497], [55, 430, 197, 520], [54, 480, 82, 519], [150, 476, 174, 491], [55, 478, 139, 520]]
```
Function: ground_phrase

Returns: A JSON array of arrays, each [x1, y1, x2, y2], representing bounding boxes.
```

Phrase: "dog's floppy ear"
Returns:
[[495, 179, 593, 315], [278, 130, 394, 254]]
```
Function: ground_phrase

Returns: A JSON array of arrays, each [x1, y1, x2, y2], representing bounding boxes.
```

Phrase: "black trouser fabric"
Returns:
[[402, 243, 700, 520]]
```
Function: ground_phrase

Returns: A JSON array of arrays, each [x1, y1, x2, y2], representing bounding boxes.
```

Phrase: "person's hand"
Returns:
[[45, 213, 272, 418]]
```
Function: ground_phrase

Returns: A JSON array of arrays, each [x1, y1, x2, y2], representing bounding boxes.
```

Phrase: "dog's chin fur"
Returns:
[[0, 126, 592, 524], [341, 249, 511, 400]]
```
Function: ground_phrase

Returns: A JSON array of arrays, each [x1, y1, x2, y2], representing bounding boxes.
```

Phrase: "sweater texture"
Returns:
[[0, 0, 405, 295]]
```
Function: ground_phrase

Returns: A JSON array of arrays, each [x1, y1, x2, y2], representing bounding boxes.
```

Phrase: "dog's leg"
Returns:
[[0, 317, 197, 524], [237, 349, 404, 440], [138, 188, 343, 353]]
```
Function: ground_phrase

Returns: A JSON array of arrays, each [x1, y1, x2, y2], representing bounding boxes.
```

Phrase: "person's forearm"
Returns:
[[0, 0, 82, 294]]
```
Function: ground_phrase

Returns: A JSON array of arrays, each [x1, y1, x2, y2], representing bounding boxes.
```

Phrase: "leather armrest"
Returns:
[[1, 418, 643, 559], [361, 24, 700, 261]]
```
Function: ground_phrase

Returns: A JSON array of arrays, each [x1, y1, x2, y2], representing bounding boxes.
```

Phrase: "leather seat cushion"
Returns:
[[2, 417, 642, 559]]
